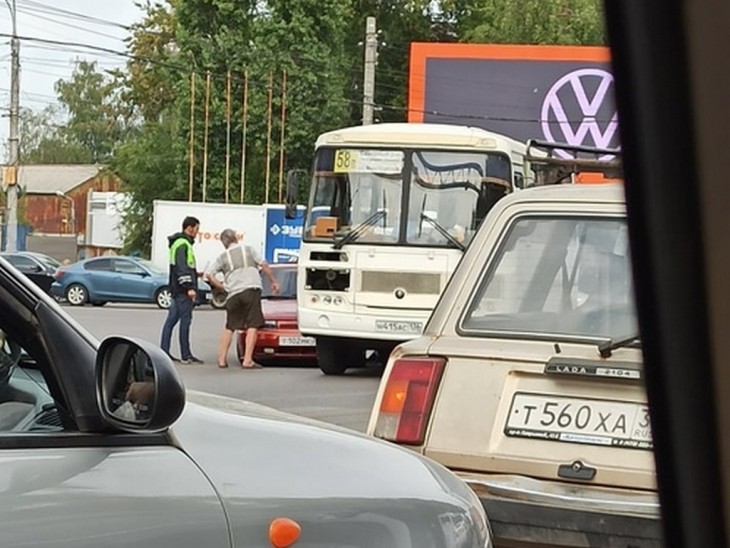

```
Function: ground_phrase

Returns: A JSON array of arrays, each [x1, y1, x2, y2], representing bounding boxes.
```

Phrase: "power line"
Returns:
[[15, 0, 132, 30], [15, 6, 130, 42]]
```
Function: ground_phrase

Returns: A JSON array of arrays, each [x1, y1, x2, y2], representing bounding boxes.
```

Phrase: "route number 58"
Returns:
[[335, 150, 358, 172]]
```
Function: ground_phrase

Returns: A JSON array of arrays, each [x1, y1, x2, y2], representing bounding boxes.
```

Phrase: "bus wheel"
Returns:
[[317, 338, 349, 375]]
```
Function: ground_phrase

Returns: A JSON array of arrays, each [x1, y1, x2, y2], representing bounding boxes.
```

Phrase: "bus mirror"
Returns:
[[285, 170, 300, 219]]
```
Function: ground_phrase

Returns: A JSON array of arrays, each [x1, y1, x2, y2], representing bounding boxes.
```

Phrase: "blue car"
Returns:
[[51, 256, 211, 309]]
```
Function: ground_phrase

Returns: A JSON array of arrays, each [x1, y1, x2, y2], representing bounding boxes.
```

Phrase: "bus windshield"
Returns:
[[304, 147, 512, 248]]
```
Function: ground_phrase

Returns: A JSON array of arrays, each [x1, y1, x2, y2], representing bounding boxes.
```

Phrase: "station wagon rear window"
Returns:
[[461, 216, 638, 340]]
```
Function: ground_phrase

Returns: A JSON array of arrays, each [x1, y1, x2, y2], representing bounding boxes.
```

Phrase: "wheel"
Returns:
[[211, 289, 227, 309], [317, 337, 361, 375], [156, 287, 173, 309], [65, 283, 88, 306]]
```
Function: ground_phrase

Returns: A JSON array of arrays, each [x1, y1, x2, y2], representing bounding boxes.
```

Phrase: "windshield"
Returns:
[[307, 147, 403, 245], [408, 151, 511, 247], [461, 217, 638, 340], [305, 147, 511, 248]]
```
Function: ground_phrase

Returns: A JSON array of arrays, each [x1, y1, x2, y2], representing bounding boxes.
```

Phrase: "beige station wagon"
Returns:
[[367, 183, 663, 547]]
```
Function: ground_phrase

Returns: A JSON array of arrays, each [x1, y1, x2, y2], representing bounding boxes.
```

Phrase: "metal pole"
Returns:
[[240, 70, 248, 204], [202, 71, 211, 203], [278, 70, 287, 203], [188, 72, 195, 202], [225, 70, 231, 204], [5, 0, 19, 251], [265, 72, 273, 204], [362, 16, 377, 125]]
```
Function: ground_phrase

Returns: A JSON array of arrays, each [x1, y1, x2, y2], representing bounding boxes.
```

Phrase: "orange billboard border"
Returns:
[[408, 43, 612, 123]]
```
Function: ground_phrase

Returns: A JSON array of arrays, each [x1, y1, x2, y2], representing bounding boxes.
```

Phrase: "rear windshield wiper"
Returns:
[[598, 333, 641, 358], [420, 214, 466, 251], [333, 209, 386, 249]]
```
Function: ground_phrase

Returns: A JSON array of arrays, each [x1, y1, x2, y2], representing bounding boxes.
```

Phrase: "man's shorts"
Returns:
[[225, 288, 265, 331]]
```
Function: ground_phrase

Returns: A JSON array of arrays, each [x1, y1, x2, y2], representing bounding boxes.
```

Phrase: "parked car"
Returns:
[[0, 254, 493, 548], [51, 256, 212, 309], [234, 263, 317, 366], [0, 251, 60, 294], [367, 183, 662, 547]]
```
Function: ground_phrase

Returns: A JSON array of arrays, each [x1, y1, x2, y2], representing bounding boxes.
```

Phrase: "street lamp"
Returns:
[[55, 191, 76, 235]]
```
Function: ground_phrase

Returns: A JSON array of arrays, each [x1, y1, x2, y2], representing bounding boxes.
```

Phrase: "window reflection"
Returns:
[[108, 344, 156, 423]]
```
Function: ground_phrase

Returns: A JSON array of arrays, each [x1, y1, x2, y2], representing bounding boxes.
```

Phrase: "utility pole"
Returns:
[[362, 16, 377, 125], [5, 0, 19, 251]]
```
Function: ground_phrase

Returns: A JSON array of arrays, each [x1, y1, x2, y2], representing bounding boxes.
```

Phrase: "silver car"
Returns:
[[0, 256, 492, 548]]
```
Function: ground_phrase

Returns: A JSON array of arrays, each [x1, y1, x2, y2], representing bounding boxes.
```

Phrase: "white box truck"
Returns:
[[150, 200, 266, 273]]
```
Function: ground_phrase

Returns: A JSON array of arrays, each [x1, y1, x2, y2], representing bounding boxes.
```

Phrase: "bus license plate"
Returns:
[[505, 393, 653, 450], [375, 320, 423, 334]]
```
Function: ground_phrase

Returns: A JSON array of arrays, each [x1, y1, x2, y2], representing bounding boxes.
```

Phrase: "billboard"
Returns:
[[408, 44, 618, 154], [264, 205, 305, 263]]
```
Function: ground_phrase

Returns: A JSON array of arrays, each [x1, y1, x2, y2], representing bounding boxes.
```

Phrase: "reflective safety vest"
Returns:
[[169, 237, 195, 267]]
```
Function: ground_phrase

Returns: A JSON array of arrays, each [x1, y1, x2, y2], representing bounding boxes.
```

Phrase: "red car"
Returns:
[[236, 263, 317, 366]]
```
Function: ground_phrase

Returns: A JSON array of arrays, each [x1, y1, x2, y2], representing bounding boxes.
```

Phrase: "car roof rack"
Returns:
[[525, 139, 623, 186]]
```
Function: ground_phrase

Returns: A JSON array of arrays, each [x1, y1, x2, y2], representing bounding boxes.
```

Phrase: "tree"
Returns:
[[454, 0, 605, 45], [120, 0, 180, 123], [112, 114, 186, 256], [54, 60, 134, 162], [173, 0, 355, 204], [17, 106, 93, 164], [345, 1, 453, 124]]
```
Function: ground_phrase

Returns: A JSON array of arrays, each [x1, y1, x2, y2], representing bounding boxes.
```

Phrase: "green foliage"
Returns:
[[54, 60, 134, 162], [119, 0, 180, 123], [458, 0, 605, 45], [112, 114, 186, 256], [344, 1, 453, 124], [17, 106, 93, 164]]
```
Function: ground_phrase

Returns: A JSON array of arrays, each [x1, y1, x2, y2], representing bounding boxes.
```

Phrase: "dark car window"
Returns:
[[114, 260, 145, 276], [5, 255, 40, 272], [84, 258, 113, 272], [0, 317, 69, 434]]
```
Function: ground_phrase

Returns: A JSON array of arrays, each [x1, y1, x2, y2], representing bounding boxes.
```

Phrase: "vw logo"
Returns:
[[541, 68, 619, 159], [394, 288, 406, 300]]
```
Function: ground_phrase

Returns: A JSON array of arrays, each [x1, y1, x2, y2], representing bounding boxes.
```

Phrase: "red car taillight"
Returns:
[[53, 268, 66, 280], [373, 357, 445, 445]]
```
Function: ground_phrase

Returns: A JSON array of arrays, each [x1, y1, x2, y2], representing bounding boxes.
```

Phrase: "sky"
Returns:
[[0, 0, 144, 161]]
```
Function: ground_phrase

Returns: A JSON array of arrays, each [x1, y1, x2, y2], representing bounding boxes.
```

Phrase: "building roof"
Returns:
[[17, 165, 102, 195]]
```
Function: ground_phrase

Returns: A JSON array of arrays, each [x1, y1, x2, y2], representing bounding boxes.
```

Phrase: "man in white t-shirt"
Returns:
[[205, 228, 279, 368]]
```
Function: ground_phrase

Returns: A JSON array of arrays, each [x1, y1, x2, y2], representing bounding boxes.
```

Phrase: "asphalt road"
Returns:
[[64, 303, 384, 433]]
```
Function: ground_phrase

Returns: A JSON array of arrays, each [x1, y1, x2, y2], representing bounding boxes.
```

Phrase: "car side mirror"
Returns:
[[285, 169, 303, 220], [95, 337, 185, 433]]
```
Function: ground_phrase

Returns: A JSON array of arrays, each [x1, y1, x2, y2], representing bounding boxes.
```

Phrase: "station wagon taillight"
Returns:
[[373, 357, 445, 445]]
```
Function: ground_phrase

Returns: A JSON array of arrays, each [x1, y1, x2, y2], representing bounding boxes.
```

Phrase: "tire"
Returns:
[[317, 337, 359, 376], [156, 287, 173, 309], [65, 283, 88, 306], [211, 289, 227, 309]]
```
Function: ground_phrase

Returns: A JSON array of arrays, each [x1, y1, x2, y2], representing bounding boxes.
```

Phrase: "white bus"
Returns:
[[290, 123, 533, 374]]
